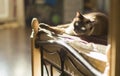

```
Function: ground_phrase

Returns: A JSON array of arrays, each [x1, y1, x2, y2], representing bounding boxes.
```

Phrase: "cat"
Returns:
[[39, 12, 108, 36]]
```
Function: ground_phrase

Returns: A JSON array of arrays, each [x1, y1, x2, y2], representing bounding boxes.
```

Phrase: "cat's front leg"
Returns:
[[39, 23, 50, 29], [56, 23, 70, 28], [39, 23, 65, 34]]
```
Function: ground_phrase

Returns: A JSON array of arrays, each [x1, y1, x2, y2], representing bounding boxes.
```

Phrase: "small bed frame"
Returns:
[[31, 18, 110, 76]]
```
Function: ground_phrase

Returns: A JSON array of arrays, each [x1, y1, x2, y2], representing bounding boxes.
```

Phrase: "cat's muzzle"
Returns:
[[74, 21, 94, 35]]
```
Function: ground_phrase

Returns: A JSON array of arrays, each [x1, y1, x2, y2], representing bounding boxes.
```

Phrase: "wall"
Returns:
[[0, 0, 14, 22], [16, 0, 25, 26], [0, 0, 25, 27], [63, 0, 83, 23]]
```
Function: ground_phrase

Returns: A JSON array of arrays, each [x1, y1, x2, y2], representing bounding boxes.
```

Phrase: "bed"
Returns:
[[31, 18, 110, 76]]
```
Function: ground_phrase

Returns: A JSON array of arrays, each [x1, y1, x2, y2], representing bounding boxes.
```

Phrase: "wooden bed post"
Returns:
[[109, 0, 120, 76], [31, 18, 41, 76]]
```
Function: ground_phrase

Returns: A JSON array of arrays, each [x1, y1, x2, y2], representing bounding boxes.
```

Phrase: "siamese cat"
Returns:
[[39, 12, 108, 36]]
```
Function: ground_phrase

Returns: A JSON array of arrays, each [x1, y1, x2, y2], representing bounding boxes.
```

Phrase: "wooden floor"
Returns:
[[0, 27, 32, 76]]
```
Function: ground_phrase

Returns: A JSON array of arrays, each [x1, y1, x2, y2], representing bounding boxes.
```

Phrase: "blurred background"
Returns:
[[0, 0, 109, 76]]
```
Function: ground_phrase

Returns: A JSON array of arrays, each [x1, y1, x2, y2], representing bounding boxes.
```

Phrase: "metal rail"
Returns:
[[35, 40, 103, 76]]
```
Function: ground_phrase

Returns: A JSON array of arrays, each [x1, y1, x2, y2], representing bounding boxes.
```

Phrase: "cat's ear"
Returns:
[[76, 12, 84, 20]]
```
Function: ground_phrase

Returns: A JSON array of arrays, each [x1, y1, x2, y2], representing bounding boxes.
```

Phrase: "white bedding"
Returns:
[[38, 28, 110, 72]]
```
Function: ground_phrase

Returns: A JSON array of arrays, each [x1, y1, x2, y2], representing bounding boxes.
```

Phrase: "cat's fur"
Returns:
[[39, 12, 108, 36]]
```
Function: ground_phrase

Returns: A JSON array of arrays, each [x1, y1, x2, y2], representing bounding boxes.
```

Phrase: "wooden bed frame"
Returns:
[[31, 18, 110, 76]]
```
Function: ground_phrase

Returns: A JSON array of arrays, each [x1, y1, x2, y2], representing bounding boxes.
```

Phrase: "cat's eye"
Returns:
[[75, 22, 79, 26], [81, 26, 86, 31]]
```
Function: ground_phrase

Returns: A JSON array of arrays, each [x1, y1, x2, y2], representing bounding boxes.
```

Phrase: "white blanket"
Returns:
[[39, 29, 109, 62]]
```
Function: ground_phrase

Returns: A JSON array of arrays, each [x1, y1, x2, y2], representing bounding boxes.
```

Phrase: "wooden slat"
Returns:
[[31, 18, 41, 76], [31, 33, 41, 76]]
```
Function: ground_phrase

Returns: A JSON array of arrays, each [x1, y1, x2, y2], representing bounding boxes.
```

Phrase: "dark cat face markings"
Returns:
[[73, 12, 95, 35]]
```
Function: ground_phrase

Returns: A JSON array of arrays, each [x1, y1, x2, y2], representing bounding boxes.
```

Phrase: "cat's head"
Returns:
[[73, 12, 95, 35]]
